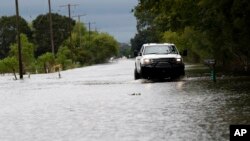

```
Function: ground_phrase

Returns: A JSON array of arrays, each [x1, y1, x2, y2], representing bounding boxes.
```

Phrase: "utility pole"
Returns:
[[86, 22, 95, 47], [48, 0, 55, 56], [72, 14, 86, 48], [60, 4, 79, 42], [15, 0, 23, 79]]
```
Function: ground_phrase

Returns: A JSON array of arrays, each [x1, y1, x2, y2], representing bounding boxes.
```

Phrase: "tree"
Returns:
[[119, 43, 131, 58], [132, 0, 250, 71], [63, 22, 89, 64], [56, 46, 72, 69], [37, 52, 55, 73], [32, 13, 75, 57], [1, 57, 18, 80], [72, 22, 88, 48], [197, 0, 250, 69], [9, 34, 36, 73], [0, 60, 6, 75], [133, 0, 200, 32], [0, 16, 32, 59], [61, 23, 119, 65], [91, 33, 119, 63], [131, 29, 160, 55]]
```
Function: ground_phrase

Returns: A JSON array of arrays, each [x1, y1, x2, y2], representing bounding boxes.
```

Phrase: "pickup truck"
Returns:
[[134, 43, 186, 80]]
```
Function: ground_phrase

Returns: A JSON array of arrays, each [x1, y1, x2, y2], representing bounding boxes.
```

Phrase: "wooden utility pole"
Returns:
[[72, 14, 86, 48], [15, 0, 23, 79], [48, 0, 55, 56], [60, 4, 79, 42], [87, 22, 95, 47]]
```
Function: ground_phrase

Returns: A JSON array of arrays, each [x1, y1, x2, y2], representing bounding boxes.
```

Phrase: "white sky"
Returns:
[[0, 0, 138, 43]]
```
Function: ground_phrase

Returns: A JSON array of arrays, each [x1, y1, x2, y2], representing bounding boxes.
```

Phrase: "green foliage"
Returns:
[[74, 48, 93, 65], [9, 34, 36, 72], [2, 57, 18, 71], [0, 57, 18, 79], [32, 13, 75, 57], [132, 0, 250, 70], [0, 16, 32, 59], [0, 60, 5, 74], [56, 46, 72, 69], [162, 27, 212, 62], [59, 23, 90, 64], [197, 0, 250, 68], [119, 43, 131, 58], [71, 22, 88, 48], [91, 33, 119, 63], [63, 24, 119, 65], [0, 15, 120, 75], [37, 52, 55, 73]]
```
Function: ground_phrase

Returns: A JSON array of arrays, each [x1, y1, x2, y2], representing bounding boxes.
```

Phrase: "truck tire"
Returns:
[[134, 68, 141, 80]]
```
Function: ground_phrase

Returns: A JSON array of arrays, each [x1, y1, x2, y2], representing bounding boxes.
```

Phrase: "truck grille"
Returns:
[[152, 58, 176, 63]]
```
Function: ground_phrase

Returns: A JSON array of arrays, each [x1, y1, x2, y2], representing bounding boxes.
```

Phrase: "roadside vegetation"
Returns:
[[0, 13, 119, 77], [131, 0, 250, 74]]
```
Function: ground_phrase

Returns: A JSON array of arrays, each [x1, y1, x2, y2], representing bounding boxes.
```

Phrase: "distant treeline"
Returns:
[[131, 0, 250, 71], [0, 13, 119, 76]]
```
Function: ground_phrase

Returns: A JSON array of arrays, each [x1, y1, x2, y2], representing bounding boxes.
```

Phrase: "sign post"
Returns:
[[204, 59, 216, 82]]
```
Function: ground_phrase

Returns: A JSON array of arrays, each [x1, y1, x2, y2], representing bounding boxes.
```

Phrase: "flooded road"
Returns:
[[0, 59, 249, 141]]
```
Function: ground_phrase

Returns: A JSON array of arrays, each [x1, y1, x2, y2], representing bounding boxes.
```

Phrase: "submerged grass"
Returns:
[[185, 64, 250, 77]]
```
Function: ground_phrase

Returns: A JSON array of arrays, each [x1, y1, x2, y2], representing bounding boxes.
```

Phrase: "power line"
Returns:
[[59, 4, 79, 42], [72, 14, 86, 48], [85, 22, 95, 48]]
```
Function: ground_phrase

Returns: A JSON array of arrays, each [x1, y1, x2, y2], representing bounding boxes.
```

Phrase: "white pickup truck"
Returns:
[[134, 43, 186, 80]]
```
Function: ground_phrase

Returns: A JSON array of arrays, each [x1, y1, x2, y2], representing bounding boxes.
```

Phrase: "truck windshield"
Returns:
[[144, 45, 178, 55]]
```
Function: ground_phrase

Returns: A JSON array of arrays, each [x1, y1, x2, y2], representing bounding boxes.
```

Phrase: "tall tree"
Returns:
[[0, 16, 32, 59], [32, 13, 75, 57], [132, 0, 250, 70], [131, 29, 160, 54], [91, 33, 119, 63], [9, 34, 36, 72], [0, 57, 18, 79]]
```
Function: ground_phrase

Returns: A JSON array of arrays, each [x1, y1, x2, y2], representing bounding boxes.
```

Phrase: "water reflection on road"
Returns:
[[0, 59, 249, 141]]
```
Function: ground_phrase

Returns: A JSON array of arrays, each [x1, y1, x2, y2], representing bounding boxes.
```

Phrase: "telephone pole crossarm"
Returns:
[[59, 4, 79, 42]]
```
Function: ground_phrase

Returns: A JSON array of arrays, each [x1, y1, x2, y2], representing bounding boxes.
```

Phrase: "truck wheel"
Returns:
[[134, 68, 141, 80]]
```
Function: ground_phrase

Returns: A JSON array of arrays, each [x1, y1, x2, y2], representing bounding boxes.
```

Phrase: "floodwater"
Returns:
[[0, 59, 249, 141]]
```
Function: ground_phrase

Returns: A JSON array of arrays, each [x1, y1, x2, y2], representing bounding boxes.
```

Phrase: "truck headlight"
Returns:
[[176, 58, 182, 62], [142, 58, 152, 64]]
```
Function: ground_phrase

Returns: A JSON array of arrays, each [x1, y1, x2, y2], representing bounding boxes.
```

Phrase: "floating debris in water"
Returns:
[[129, 93, 141, 96]]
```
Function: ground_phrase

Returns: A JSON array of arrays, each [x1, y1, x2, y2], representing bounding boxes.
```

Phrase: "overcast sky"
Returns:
[[0, 0, 138, 43]]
